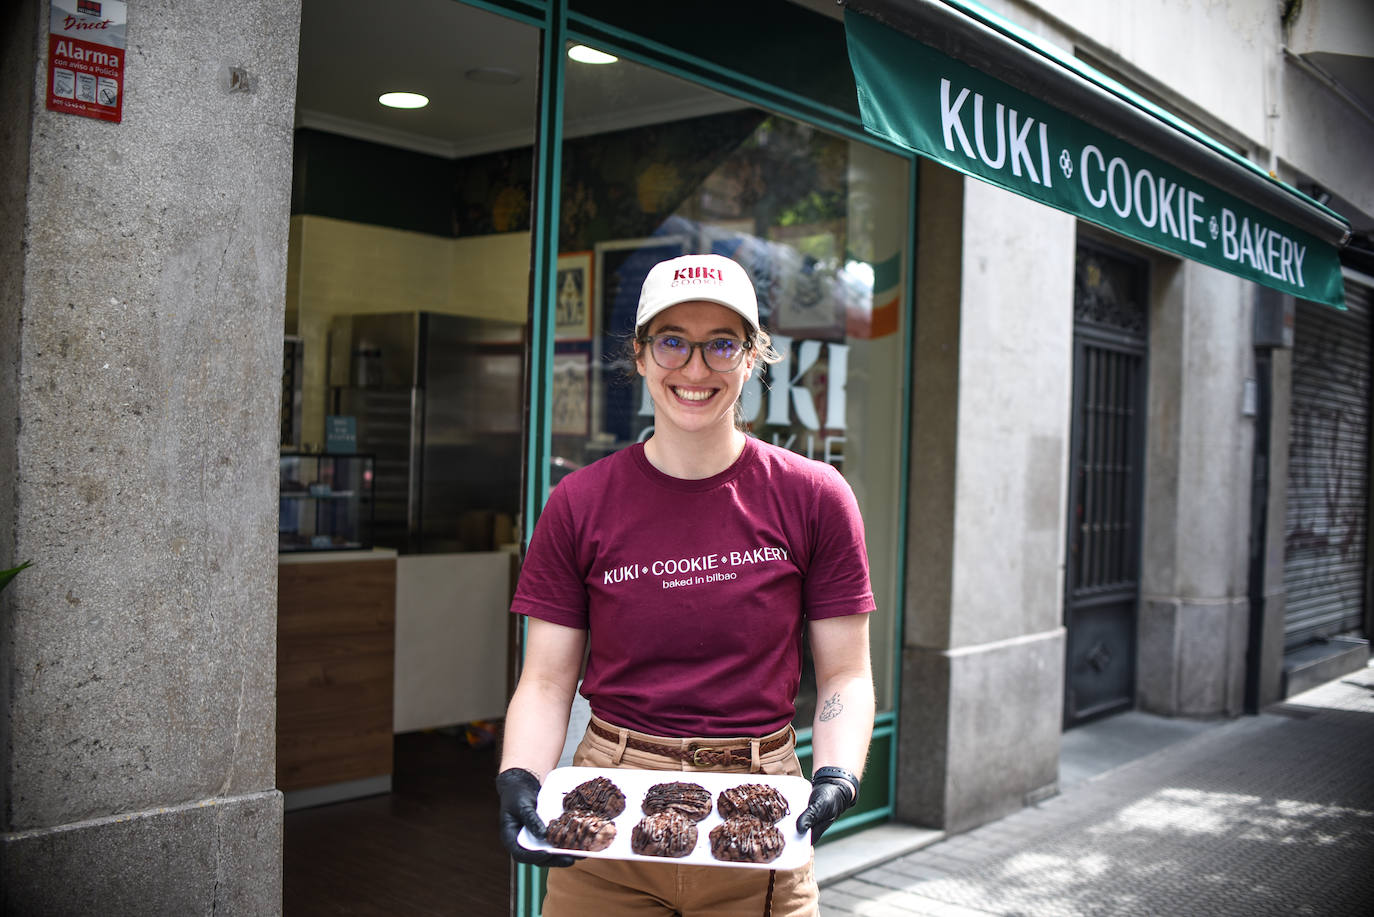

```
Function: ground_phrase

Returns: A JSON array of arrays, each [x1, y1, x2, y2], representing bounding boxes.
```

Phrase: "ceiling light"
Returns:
[[567, 45, 618, 65], [465, 67, 522, 85], [378, 92, 429, 109]]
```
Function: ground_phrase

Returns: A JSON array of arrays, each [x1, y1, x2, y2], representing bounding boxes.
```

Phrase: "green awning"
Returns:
[[844, 1, 1349, 308]]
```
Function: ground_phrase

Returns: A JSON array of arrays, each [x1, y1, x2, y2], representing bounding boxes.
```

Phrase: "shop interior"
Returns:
[[279, 1, 907, 912]]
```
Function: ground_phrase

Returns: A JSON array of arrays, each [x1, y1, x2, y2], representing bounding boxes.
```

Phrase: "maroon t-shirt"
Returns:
[[511, 437, 874, 737]]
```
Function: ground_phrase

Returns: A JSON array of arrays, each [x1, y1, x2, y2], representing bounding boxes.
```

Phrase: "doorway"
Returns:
[[280, 2, 915, 913], [281, 1, 541, 911], [1063, 240, 1149, 727]]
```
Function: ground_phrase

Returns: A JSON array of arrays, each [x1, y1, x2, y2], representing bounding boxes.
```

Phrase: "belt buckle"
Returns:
[[689, 745, 745, 766], [687, 747, 719, 769]]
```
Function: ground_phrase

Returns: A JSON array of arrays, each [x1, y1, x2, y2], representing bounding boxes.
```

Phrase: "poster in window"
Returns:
[[552, 352, 590, 436], [555, 251, 594, 341], [766, 223, 848, 341], [592, 236, 688, 443]]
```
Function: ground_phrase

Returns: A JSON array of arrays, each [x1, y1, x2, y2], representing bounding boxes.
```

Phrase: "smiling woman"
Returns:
[[500, 249, 878, 915], [634, 299, 757, 454]]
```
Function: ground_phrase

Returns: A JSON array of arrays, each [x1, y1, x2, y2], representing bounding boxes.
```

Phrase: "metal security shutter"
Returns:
[[1283, 281, 1372, 649]]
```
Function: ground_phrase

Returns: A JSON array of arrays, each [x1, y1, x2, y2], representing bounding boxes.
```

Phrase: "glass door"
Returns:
[[550, 24, 910, 813]]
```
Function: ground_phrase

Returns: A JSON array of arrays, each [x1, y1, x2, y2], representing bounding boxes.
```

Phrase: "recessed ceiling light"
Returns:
[[378, 91, 429, 109], [567, 45, 617, 65], [465, 67, 522, 85]]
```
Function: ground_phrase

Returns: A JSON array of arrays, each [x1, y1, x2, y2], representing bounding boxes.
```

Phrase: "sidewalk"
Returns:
[[819, 664, 1374, 916]]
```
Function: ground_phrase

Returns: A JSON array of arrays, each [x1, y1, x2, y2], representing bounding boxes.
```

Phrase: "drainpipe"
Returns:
[[1244, 346, 1273, 715], [1245, 288, 1294, 714]]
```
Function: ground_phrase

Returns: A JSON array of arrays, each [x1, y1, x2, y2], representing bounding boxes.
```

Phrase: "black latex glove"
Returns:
[[795, 780, 854, 844], [496, 767, 578, 867]]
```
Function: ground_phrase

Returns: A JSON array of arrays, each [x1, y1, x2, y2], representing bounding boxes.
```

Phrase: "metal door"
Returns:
[[1283, 282, 1372, 647], [1064, 242, 1149, 727]]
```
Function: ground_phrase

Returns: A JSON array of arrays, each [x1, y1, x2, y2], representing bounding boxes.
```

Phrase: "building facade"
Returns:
[[3, 1, 1370, 914]]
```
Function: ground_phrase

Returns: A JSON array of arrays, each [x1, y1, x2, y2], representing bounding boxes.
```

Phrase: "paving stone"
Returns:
[[903, 851, 981, 873], [821, 666, 1374, 917], [881, 859, 960, 882], [823, 886, 874, 913], [829, 880, 935, 915], [859, 865, 928, 891], [936, 835, 1006, 859], [922, 845, 993, 866]]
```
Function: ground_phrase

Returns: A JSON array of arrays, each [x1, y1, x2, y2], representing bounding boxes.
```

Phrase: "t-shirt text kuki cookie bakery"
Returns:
[[511, 435, 874, 738]]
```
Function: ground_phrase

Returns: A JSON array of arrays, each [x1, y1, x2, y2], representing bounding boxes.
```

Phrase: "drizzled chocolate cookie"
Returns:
[[562, 775, 627, 819], [630, 810, 698, 858], [715, 783, 790, 824], [545, 811, 617, 852], [709, 815, 786, 863], [641, 781, 713, 822]]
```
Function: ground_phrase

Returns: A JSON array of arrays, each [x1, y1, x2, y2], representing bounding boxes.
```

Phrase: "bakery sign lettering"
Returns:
[[844, 8, 1346, 308], [47, 0, 128, 124]]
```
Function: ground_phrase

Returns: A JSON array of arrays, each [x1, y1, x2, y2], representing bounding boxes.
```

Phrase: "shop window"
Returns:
[[284, 0, 541, 762], [554, 49, 910, 718], [289, 2, 540, 557]]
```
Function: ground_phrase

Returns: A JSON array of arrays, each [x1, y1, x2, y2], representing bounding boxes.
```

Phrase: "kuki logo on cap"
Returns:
[[672, 266, 725, 284]]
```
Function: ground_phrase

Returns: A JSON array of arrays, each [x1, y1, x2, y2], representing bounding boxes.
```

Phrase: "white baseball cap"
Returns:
[[635, 254, 759, 335]]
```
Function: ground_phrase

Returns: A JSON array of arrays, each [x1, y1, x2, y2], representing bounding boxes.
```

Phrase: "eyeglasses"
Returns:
[[639, 333, 751, 372]]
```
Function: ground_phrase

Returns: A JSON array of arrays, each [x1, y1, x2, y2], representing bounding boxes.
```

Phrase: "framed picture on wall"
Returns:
[[701, 219, 756, 250], [591, 235, 689, 443], [555, 251, 594, 341], [766, 222, 848, 341], [551, 352, 590, 436]]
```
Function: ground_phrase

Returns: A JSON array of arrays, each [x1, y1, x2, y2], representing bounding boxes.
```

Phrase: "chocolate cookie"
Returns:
[[642, 781, 713, 822], [630, 810, 698, 858], [562, 775, 626, 819], [709, 815, 786, 863], [716, 783, 790, 824], [545, 811, 617, 852]]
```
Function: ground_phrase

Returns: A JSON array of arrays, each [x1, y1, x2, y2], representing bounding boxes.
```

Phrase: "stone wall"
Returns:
[[1, 1, 300, 913]]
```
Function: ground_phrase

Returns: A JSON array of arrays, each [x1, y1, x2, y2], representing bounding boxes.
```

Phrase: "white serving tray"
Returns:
[[517, 766, 814, 870]]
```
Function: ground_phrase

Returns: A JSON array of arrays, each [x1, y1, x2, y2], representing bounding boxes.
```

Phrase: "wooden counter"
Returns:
[[277, 549, 397, 807]]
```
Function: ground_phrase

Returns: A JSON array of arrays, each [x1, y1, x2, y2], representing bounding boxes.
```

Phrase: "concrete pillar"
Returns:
[[1138, 261, 1254, 718], [897, 161, 1073, 834], [1, 2, 299, 913]]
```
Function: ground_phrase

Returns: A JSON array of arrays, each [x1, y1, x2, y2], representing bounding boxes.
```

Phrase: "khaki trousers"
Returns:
[[541, 715, 819, 917]]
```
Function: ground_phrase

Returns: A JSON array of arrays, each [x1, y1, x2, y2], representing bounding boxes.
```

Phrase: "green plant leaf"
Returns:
[[0, 560, 33, 593]]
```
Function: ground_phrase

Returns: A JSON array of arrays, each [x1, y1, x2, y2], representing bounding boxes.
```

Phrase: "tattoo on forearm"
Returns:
[[819, 692, 843, 722]]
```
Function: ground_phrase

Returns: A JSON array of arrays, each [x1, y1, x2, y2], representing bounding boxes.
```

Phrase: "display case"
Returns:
[[279, 453, 375, 552]]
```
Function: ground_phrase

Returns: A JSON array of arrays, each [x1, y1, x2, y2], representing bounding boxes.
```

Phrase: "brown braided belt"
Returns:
[[588, 720, 792, 767]]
